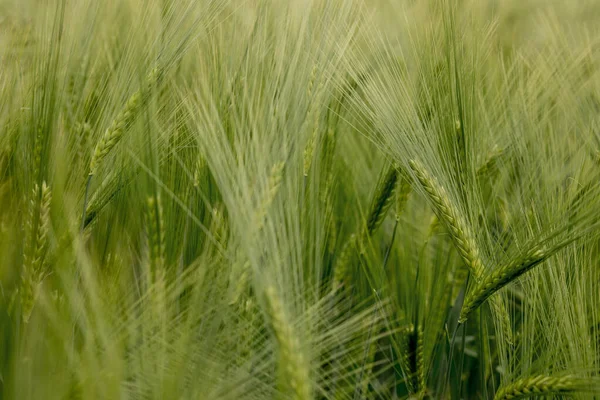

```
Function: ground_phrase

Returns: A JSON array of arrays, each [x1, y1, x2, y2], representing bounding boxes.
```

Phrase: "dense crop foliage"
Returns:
[[1, 0, 600, 398]]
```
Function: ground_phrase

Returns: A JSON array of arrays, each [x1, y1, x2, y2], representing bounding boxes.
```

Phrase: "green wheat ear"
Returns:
[[21, 181, 52, 323], [460, 243, 550, 323], [146, 193, 166, 270], [408, 159, 485, 278], [409, 159, 513, 343], [89, 67, 162, 177], [494, 374, 595, 400], [366, 164, 398, 235], [254, 161, 285, 232], [331, 233, 356, 292], [264, 285, 311, 400]]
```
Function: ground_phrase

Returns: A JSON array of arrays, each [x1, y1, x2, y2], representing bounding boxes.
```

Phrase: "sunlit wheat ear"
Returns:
[[89, 67, 161, 177], [460, 243, 552, 323], [494, 374, 596, 400], [21, 181, 51, 323], [264, 285, 311, 400], [408, 159, 485, 278]]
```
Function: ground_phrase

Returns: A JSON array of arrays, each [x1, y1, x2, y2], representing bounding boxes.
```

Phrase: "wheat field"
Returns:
[[1, 0, 600, 399]]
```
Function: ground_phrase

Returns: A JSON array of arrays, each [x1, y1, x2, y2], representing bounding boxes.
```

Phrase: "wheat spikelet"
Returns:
[[264, 285, 311, 400], [89, 67, 161, 176], [366, 165, 398, 235], [145, 194, 168, 327], [489, 296, 513, 345], [229, 259, 251, 305], [494, 374, 587, 399], [75, 121, 91, 168], [409, 160, 512, 342], [426, 214, 440, 240], [460, 244, 547, 323], [254, 161, 285, 232], [396, 323, 421, 394], [395, 174, 412, 221], [21, 181, 52, 323], [408, 159, 484, 278], [32, 128, 43, 181], [303, 127, 318, 177], [477, 145, 504, 180], [303, 67, 324, 178], [146, 194, 166, 270], [332, 234, 356, 292], [415, 324, 426, 397], [360, 336, 378, 398]]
